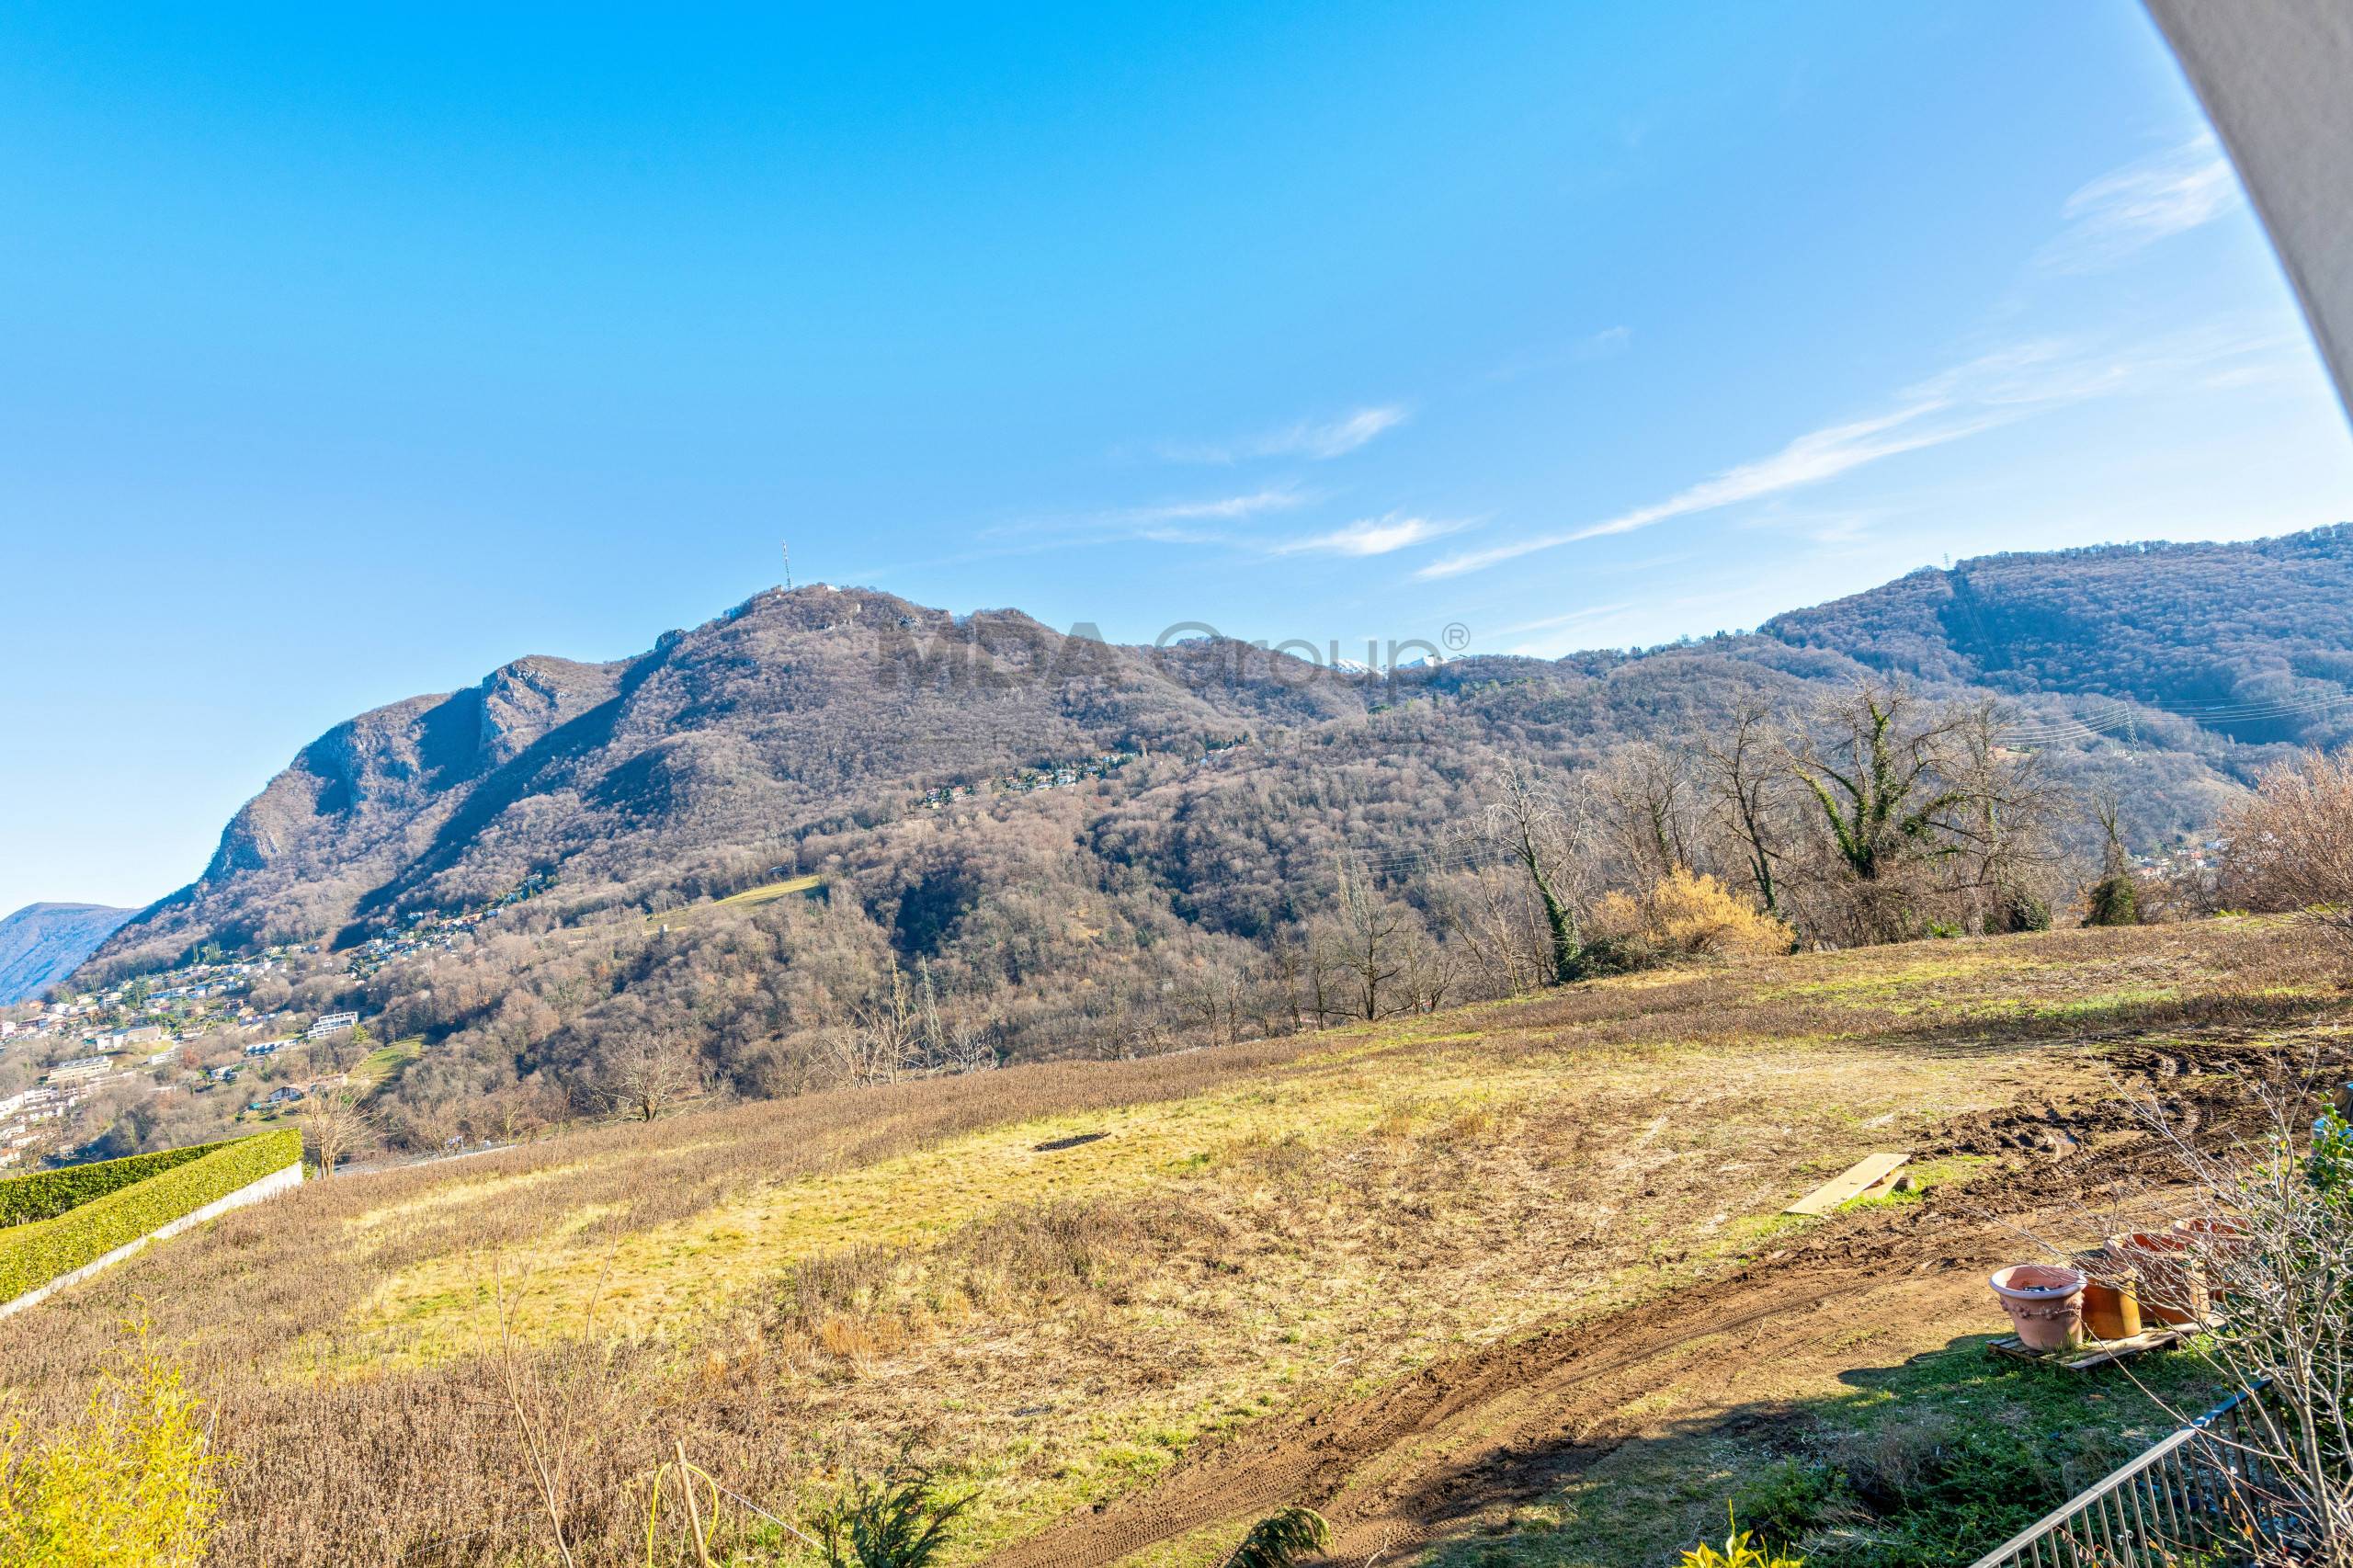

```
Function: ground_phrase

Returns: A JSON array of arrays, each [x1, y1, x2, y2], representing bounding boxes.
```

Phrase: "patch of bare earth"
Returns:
[[988, 1019, 2352, 1568]]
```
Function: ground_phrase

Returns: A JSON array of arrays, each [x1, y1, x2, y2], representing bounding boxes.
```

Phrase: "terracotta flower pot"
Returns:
[[2171, 1217, 2249, 1305], [2110, 1232, 2211, 1326], [2172, 1215, 2249, 1250], [1990, 1264, 2086, 1352], [2072, 1247, 2143, 1341]]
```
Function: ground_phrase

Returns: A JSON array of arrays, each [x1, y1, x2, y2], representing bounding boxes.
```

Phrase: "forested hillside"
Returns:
[[50, 527, 2353, 1156], [1766, 524, 2353, 747]]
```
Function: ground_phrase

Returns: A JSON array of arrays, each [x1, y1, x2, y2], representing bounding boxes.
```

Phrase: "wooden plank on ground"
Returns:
[[1857, 1168, 1908, 1200], [1784, 1153, 1909, 1215]]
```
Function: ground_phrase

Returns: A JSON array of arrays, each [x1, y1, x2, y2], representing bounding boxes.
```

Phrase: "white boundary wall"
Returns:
[[0, 1160, 303, 1321]]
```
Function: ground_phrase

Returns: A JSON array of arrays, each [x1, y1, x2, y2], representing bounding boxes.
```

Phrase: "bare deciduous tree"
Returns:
[[1944, 700, 2071, 933], [1596, 742, 1699, 883], [1787, 680, 1991, 943], [1789, 681, 1971, 885], [1697, 703, 1790, 918], [1313, 855, 1424, 1021], [939, 1015, 1000, 1074], [2222, 748, 2353, 952], [1430, 860, 1550, 998], [600, 1035, 700, 1121], [1473, 765, 1596, 985], [298, 1086, 379, 1176], [830, 963, 921, 1087]]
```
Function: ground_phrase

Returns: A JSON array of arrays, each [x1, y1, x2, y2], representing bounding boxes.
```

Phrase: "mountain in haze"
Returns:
[[0, 903, 135, 1004], [83, 526, 2353, 983]]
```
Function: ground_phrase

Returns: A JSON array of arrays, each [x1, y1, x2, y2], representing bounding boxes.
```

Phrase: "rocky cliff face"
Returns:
[[89, 585, 1365, 972]]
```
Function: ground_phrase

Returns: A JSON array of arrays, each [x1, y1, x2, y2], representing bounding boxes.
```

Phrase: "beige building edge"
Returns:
[[2145, 0, 2353, 424]]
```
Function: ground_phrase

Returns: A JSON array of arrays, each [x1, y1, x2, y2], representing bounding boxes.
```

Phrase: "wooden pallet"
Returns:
[[1989, 1326, 2188, 1371]]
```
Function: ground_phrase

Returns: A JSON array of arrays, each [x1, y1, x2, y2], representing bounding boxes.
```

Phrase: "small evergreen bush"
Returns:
[[2085, 873, 2140, 927]]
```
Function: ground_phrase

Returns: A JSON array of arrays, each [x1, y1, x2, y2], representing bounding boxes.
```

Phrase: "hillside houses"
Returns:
[[0, 943, 389, 1171], [918, 749, 1136, 810], [0, 1085, 68, 1170], [47, 1052, 126, 1088], [0, 876, 543, 1169]]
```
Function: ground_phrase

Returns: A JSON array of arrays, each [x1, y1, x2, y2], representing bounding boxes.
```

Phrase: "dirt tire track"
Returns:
[[987, 1198, 1979, 1568], [987, 1032, 2325, 1568]]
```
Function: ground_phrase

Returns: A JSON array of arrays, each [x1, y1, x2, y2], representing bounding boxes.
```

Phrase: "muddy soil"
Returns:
[[986, 1028, 2335, 1567]]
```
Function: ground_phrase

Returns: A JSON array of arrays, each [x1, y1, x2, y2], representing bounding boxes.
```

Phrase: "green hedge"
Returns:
[[0, 1140, 222, 1228], [0, 1129, 301, 1305]]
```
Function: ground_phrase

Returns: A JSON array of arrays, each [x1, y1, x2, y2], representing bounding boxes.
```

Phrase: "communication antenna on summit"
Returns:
[[781, 540, 793, 591]]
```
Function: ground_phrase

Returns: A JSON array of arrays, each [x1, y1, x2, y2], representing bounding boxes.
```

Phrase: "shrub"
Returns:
[[2084, 873, 2140, 927], [1730, 1459, 1842, 1544], [0, 1130, 301, 1305], [1221, 1506, 1330, 1568], [1679, 1510, 1804, 1568], [1999, 891, 2053, 933], [2218, 746, 2353, 949], [0, 1320, 222, 1565], [1596, 869, 1795, 960], [0, 1142, 219, 1229], [809, 1465, 971, 1568]]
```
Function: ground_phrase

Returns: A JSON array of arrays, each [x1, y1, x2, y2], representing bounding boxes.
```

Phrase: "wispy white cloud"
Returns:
[[1508, 586, 1784, 658], [1161, 404, 1410, 463], [1418, 401, 1996, 578], [1487, 326, 1634, 382], [1577, 325, 1633, 360], [1493, 602, 1636, 639], [1114, 486, 1311, 525], [1734, 500, 1896, 548], [1271, 513, 1470, 557], [2036, 136, 2240, 274], [1417, 324, 2292, 582]]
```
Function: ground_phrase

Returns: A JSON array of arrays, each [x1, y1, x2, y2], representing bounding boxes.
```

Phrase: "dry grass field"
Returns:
[[2, 918, 2345, 1566]]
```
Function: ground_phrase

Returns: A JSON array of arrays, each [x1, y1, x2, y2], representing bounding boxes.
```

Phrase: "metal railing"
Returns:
[[1969, 1382, 2289, 1568]]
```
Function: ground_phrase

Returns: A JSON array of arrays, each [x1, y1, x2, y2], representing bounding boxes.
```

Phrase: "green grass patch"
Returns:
[[1842, 1154, 1992, 1212], [650, 874, 824, 927], [1427, 1337, 2228, 1568], [1722, 1338, 2226, 1566], [348, 1036, 425, 1098]]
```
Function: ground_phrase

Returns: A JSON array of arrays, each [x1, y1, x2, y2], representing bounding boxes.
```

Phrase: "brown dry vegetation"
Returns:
[[2, 918, 2347, 1566]]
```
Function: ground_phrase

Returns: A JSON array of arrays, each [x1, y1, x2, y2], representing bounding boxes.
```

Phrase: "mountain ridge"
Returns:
[[85, 526, 2353, 984]]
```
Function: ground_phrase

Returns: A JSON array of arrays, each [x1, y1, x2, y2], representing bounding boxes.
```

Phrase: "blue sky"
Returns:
[[5, 1, 2351, 915]]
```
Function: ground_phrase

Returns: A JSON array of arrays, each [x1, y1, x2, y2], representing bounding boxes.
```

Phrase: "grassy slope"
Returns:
[[647, 874, 824, 928], [348, 1035, 425, 1097], [0, 918, 2335, 1567]]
